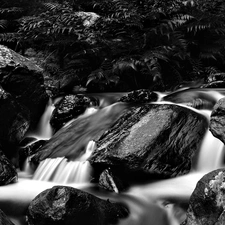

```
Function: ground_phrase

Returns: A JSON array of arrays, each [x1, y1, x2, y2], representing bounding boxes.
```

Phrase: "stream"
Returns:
[[1, 88, 225, 225]]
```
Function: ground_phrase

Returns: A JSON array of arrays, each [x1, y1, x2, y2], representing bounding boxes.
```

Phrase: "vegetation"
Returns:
[[1, 0, 225, 92]]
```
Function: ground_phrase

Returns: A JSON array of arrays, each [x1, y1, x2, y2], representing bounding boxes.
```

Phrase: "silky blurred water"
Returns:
[[2, 88, 225, 225]]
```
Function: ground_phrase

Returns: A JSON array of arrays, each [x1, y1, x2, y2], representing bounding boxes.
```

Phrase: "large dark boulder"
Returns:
[[0, 45, 49, 127], [26, 186, 129, 225], [0, 209, 15, 225], [210, 97, 225, 144], [185, 169, 225, 225], [0, 150, 17, 185], [0, 86, 30, 158], [50, 94, 98, 132], [89, 104, 207, 178], [30, 102, 128, 163]]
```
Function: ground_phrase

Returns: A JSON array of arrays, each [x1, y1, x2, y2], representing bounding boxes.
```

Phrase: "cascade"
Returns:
[[195, 128, 225, 172], [26, 98, 55, 140], [1, 88, 225, 225], [32, 140, 96, 184]]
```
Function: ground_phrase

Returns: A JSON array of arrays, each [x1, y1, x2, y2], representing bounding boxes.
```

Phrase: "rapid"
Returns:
[[1, 88, 225, 225]]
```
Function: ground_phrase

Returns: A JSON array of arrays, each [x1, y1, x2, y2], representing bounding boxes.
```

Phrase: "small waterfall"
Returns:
[[32, 140, 96, 184], [27, 98, 55, 140], [192, 109, 225, 172], [195, 129, 225, 172]]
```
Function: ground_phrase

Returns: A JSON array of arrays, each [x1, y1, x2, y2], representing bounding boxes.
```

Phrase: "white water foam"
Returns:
[[26, 98, 55, 140], [195, 129, 224, 172], [32, 140, 96, 184]]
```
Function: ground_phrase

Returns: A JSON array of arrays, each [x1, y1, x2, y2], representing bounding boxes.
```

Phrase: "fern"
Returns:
[[0, 32, 20, 42], [42, 2, 62, 12], [0, 20, 7, 30], [0, 7, 24, 18]]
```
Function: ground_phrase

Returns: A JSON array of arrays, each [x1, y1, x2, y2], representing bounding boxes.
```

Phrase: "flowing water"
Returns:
[[1, 88, 225, 225]]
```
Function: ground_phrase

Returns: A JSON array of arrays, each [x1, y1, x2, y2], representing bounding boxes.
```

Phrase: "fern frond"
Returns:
[[205, 66, 220, 76], [86, 69, 104, 86], [0, 7, 24, 15], [186, 21, 211, 34], [0, 20, 7, 30], [42, 2, 63, 12], [0, 32, 20, 42], [189, 58, 204, 75]]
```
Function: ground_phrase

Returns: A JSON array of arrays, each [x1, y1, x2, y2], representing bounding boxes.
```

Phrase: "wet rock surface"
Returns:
[[50, 94, 98, 131], [99, 168, 125, 193], [0, 86, 30, 158], [0, 209, 15, 225], [0, 150, 17, 186], [0, 45, 49, 127], [185, 169, 225, 225], [26, 185, 129, 225], [210, 97, 225, 144], [118, 89, 158, 103], [89, 104, 207, 178]]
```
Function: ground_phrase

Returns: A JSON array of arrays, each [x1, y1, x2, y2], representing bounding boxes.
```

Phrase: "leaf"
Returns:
[[0, 20, 7, 29]]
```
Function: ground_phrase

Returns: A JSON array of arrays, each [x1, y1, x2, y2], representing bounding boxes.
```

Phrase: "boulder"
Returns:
[[19, 139, 47, 168], [210, 97, 225, 144], [0, 209, 15, 225], [30, 102, 128, 163], [185, 169, 225, 225], [26, 186, 129, 225], [0, 150, 17, 185], [0, 45, 49, 127], [118, 89, 158, 103], [50, 94, 98, 131], [99, 168, 125, 193], [89, 104, 207, 178], [0, 86, 30, 158]]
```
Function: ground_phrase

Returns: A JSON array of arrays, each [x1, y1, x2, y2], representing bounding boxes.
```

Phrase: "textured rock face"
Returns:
[[0, 150, 17, 185], [0, 45, 48, 127], [210, 97, 225, 144], [118, 89, 158, 103], [185, 169, 225, 225], [0, 209, 15, 225], [99, 168, 125, 193], [0, 86, 30, 158], [50, 94, 98, 131], [89, 104, 207, 178], [26, 186, 129, 225]]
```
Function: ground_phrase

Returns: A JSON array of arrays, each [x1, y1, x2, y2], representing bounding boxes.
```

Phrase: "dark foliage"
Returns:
[[1, 0, 225, 91]]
